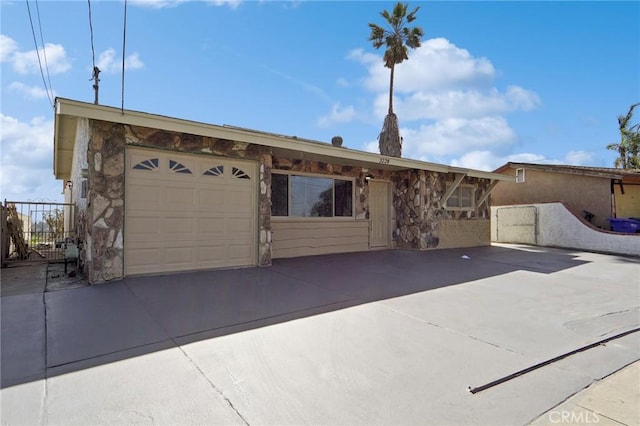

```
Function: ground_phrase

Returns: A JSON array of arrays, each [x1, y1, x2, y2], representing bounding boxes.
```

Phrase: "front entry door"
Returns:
[[369, 180, 390, 248]]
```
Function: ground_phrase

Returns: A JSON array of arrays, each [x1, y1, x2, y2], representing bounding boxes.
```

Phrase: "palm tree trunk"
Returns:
[[388, 64, 395, 115]]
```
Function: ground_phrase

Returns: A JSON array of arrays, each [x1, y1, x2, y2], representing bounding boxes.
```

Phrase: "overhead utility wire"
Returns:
[[87, 0, 100, 104], [121, 0, 128, 113], [34, 0, 54, 102], [87, 0, 96, 69], [25, 0, 53, 107]]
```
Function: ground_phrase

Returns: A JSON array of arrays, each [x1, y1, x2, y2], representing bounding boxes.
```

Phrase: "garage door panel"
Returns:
[[166, 186, 197, 208], [228, 191, 253, 210], [227, 217, 253, 232], [164, 247, 194, 264], [126, 217, 162, 240], [127, 247, 162, 269], [227, 244, 254, 263], [198, 189, 228, 209], [125, 147, 257, 275], [165, 217, 195, 235], [197, 245, 226, 262], [197, 217, 227, 234], [127, 184, 163, 210]]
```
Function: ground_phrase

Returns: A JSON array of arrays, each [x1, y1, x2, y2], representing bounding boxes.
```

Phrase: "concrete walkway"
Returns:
[[1, 244, 638, 425], [530, 361, 639, 426]]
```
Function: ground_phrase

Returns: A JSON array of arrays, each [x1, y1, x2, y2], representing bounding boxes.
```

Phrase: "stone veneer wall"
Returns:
[[85, 120, 125, 283], [81, 119, 493, 282], [270, 160, 492, 251], [392, 170, 491, 250], [83, 120, 272, 283]]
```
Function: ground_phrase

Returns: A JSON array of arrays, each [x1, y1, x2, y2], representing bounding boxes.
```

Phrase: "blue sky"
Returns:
[[1, 0, 639, 202]]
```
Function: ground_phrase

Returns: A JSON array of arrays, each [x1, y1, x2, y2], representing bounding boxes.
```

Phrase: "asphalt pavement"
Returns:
[[1, 244, 638, 425]]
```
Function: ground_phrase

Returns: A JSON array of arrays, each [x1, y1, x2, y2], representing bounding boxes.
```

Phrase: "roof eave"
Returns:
[[54, 98, 511, 181]]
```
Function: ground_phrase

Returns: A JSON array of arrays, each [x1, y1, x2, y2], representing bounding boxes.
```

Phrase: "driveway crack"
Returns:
[[378, 304, 525, 356], [177, 345, 251, 426], [122, 280, 250, 425]]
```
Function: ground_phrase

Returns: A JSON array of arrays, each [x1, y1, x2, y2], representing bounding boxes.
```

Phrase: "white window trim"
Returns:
[[515, 168, 525, 183], [445, 184, 476, 211], [271, 171, 355, 220]]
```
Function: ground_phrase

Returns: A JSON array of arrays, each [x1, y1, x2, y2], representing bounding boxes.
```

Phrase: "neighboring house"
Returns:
[[54, 98, 511, 284], [491, 162, 640, 229]]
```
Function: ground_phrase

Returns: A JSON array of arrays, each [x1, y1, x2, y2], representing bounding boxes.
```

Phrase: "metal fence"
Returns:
[[1, 201, 76, 264]]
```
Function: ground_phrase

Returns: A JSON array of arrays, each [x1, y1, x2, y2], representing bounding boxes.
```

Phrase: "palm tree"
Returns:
[[607, 103, 640, 169], [369, 2, 423, 157]]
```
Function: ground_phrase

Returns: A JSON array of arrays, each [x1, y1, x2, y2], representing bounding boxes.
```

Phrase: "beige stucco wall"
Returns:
[[491, 203, 640, 256], [492, 168, 612, 229], [614, 184, 640, 218], [436, 219, 490, 249]]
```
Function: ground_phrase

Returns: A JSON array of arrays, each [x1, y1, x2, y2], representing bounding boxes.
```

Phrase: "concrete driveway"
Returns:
[[2, 244, 639, 425]]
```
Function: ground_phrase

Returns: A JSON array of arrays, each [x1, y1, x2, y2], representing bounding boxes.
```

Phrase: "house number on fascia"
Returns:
[[379, 158, 390, 165]]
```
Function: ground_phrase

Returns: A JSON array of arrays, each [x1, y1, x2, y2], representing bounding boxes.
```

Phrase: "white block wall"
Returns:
[[492, 203, 640, 257]]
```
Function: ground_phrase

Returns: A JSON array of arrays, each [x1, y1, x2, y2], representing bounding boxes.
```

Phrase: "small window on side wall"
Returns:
[[516, 168, 525, 183], [445, 185, 475, 211]]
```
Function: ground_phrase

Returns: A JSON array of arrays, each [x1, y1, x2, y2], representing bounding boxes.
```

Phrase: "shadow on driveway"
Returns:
[[2, 245, 591, 389]]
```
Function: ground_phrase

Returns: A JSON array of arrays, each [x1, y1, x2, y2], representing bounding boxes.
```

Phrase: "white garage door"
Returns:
[[125, 147, 257, 275]]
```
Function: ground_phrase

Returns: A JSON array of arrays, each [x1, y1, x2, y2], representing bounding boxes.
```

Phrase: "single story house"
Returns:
[[54, 98, 511, 283], [491, 162, 640, 229]]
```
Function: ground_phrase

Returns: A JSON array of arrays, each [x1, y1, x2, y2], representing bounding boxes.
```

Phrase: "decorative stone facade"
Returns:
[[75, 119, 492, 283], [85, 120, 125, 283], [392, 170, 491, 250], [123, 124, 273, 268], [79, 120, 273, 283], [268, 157, 491, 252]]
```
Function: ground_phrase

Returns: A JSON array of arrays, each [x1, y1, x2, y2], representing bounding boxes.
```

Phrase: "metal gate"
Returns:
[[1, 201, 76, 265], [495, 206, 538, 245]]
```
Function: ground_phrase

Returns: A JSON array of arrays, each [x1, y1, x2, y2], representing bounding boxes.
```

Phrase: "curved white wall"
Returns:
[[492, 203, 640, 257]]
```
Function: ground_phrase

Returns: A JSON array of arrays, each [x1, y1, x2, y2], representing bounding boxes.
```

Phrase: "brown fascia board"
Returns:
[[497, 162, 636, 180], [492, 163, 511, 174], [54, 98, 511, 182]]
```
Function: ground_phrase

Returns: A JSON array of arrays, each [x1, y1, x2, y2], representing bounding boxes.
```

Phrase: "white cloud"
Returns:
[[564, 150, 594, 165], [354, 38, 496, 94], [131, 0, 241, 8], [11, 43, 71, 75], [348, 48, 380, 66], [336, 77, 350, 88], [372, 86, 541, 121], [96, 48, 144, 73], [449, 150, 596, 172], [0, 114, 62, 202], [401, 116, 517, 160], [0, 34, 18, 62], [129, 0, 187, 8], [8, 81, 53, 100], [353, 36, 541, 165], [206, 0, 241, 8], [317, 103, 357, 127], [450, 151, 545, 171]]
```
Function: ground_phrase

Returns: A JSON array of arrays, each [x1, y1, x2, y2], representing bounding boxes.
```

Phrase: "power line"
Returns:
[[121, 0, 128, 113], [87, 0, 96, 70], [34, 0, 53, 102], [25, 0, 53, 107], [87, 0, 100, 104]]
